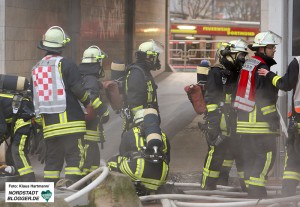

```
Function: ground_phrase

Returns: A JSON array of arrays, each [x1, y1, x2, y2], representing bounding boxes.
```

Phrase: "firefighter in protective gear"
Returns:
[[31, 26, 92, 184], [258, 57, 300, 197], [0, 90, 36, 182], [107, 108, 170, 196], [201, 39, 248, 191], [234, 31, 280, 198], [123, 39, 164, 131], [78, 45, 109, 175]]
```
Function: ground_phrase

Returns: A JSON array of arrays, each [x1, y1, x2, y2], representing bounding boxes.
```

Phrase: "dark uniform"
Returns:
[[31, 55, 90, 184], [107, 124, 170, 195], [235, 52, 279, 198], [124, 61, 159, 129], [78, 63, 109, 175], [0, 93, 35, 182], [263, 57, 300, 196], [201, 61, 244, 190]]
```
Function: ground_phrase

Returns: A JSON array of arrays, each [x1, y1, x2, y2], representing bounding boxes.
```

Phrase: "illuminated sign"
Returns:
[[171, 24, 259, 37]]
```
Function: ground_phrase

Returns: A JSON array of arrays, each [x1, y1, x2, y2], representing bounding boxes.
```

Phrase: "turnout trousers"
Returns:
[[241, 134, 277, 199], [82, 140, 100, 175], [201, 136, 244, 190], [281, 143, 300, 197], [11, 125, 35, 182], [44, 136, 84, 184]]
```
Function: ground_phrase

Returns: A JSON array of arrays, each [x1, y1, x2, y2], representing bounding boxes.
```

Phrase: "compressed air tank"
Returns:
[[111, 60, 126, 81], [0, 74, 29, 92], [143, 108, 163, 149]]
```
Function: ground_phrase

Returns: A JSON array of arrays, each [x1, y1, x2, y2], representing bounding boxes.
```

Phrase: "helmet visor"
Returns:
[[150, 39, 164, 54]]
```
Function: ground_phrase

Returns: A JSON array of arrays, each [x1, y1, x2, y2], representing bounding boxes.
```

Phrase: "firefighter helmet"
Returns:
[[82, 45, 106, 63], [136, 39, 164, 70], [228, 39, 248, 53], [38, 26, 70, 52], [249, 31, 278, 49]]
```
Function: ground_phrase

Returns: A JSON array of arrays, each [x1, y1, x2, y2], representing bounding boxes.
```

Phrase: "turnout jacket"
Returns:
[[0, 93, 31, 139], [125, 61, 159, 115], [235, 53, 279, 134], [205, 62, 239, 138], [108, 126, 170, 191], [78, 63, 109, 142], [31, 53, 90, 139], [266, 57, 300, 119]]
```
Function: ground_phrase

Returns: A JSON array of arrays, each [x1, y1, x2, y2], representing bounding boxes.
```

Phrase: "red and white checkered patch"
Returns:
[[32, 66, 64, 101]]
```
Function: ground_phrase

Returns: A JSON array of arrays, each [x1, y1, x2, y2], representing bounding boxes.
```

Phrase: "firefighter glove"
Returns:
[[207, 134, 226, 146], [265, 112, 280, 132]]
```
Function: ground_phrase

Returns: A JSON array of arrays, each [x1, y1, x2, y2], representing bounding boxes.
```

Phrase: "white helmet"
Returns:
[[82, 45, 106, 63], [42, 26, 70, 48], [250, 31, 278, 48], [138, 39, 164, 55], [229, 39, 248, 53]]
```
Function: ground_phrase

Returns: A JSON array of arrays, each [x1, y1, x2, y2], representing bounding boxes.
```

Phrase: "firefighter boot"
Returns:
[[217, 167, 230, 186], [247, 185, 267, 199]]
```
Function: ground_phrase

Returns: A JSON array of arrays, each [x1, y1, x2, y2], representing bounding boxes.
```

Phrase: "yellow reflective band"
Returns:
[[249, 176, 266, 187], [65, 167, 82, 175], [135, 158, 145, 178], [225, 94, 231, 103], [19, 134, 29, 167], [147, 80, 153, 104], [44, 127, 86, 138], [44, 171, 60, 179], [92, 98, 102, 109], [59, 111, 67, 123], [237, 128, 278, 134], [0, 94, 14, 98], [80, 92, 89, 103], [261, 105, 276, 115], [203, 168, 220, 178], [107, 161, 118, 170], [260, 151, 272, 180], [14, 119, 31, 133], [207, 104, 218, 112], [237, 171, 244, 179], [58, 61, 62, 78], [248, 106, 257, 123], [283, 171, 300, 181], [222, 160, 234, 167], [238, 122, 270, 127], [160, 162, 169, 182], [103, 109, 109, 116], [43, 121, 86, 132], [272, 75, 281, 87], [18, 166, 34, 176]]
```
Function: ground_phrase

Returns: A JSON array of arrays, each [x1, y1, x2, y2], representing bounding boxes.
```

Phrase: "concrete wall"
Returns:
[[2, 0, 167, 79]]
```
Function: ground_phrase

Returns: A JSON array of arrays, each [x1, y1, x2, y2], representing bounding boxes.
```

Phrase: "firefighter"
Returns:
[[0, 88, 36, 182], [123, 39, 164, 131], [234, 31, 280, 198], [201, 39, 248, 191], [78, 45, 109, 175], [31, 26, 92, 185], [258, 57, 300, 197], [107, 108, 170, 196]]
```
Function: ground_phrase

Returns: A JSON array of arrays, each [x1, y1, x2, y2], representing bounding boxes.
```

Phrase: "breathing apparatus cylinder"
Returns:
[[0, 75, 29, 92], [111, 61, 126, 81], [197, 60, 210, 86], [143, 108, 162, 149]]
